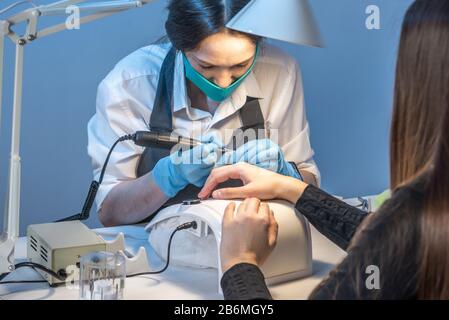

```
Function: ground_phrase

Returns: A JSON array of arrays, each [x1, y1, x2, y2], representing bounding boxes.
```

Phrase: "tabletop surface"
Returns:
[[0, 223, 347, 300]]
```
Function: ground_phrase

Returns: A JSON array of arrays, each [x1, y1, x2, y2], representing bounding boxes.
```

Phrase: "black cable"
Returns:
[[11, 262, 65, 281], [0, 272, 8, 282], [0, 221, 197, 285], [0, 261, 67, 285], [98, 134, 135, 184], [56, 134, 135, 222], [127, 221, 197, 277]]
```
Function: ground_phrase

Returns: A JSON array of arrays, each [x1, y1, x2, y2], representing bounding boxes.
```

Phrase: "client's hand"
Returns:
[[220, 198, 278, 273], [198, 162, 308, 204]]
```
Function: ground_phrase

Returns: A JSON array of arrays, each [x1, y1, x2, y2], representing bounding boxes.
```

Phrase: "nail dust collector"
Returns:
[[145, 199, 313, 289]]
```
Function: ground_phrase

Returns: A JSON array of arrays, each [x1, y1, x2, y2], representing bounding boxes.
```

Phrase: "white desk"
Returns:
[[0, 224, 346, 300]]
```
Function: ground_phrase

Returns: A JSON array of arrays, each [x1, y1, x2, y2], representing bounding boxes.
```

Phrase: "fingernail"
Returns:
[[213, 191, 221, 198]]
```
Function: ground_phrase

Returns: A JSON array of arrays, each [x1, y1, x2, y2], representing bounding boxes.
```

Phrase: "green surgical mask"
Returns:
[[183, 45, 260, 102]]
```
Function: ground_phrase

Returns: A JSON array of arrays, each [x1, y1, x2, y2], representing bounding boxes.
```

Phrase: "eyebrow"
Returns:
[[194, 56, 254, 67]]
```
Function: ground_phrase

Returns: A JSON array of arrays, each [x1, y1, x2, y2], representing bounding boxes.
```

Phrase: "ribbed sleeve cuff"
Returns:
[[221, 263, 272, 300]]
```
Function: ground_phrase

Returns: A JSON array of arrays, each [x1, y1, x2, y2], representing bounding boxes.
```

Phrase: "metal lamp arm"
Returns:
[[5, 1, 150, 43], [0, 0, 155, 275]]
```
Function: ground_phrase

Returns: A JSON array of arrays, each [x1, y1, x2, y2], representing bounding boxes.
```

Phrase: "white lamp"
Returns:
[[226, 0, 323, 47], [0, 0, 156, 275]]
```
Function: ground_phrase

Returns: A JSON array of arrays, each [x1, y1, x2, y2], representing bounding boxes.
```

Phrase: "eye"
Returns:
[[233, 63, 249, 69], [200, 65, 214, 70]]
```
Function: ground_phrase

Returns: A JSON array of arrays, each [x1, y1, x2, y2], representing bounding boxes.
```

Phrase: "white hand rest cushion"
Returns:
[[145, 199, 313, 285], [148, 215, 218, 269]]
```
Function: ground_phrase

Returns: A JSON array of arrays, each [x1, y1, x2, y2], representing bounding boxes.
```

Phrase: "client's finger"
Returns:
[[198, 165, 245, 198], [222, 202, 236, 227], [212, 186, 254, 200], [267, 210, 279, 247], [245, 198, 261, 217], [258, 202, 270, 220]]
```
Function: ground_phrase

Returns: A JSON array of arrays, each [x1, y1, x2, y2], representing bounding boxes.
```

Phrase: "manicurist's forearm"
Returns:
[[99, 171, 168, 226]]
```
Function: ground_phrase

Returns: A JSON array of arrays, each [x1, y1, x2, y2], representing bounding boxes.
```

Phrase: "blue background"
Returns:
[[0, 0, 414, 235]]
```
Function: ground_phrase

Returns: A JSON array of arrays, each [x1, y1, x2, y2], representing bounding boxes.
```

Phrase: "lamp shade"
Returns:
[[226, 0, 323, 47]]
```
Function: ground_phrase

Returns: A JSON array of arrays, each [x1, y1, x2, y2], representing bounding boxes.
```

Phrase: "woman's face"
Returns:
[[185, 30, 257, 88]]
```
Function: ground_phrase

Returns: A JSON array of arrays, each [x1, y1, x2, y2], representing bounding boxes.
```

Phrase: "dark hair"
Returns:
[[357, 0, 449, 299], [165, 0, 261, 51], [390, 0, 449, 190], [310, 0, 449, 300], [367, 0, 449, 300], [391, 0, 449, 299]]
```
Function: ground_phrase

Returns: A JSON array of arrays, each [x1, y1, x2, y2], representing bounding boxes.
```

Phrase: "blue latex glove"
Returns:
[[152, 135, 221, 197], [219, 139, 302, 179]]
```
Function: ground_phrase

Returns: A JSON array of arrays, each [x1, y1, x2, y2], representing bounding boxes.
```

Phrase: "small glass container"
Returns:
[[79, 251, 126, 300]]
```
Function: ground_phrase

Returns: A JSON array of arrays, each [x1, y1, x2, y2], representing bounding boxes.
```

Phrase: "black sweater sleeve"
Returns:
[[296, 185, 369, 250], [221, 185, 369, 300], [221, 263, 273, 300]]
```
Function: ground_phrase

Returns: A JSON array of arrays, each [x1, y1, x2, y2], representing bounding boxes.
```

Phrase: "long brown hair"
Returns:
[[310, 0, 449, 300], [391, 0, 449, 189], [390, 0, 449, 299]]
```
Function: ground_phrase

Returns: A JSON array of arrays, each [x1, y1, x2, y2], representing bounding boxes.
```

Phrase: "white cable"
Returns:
[[0, 1, 38, 15]]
